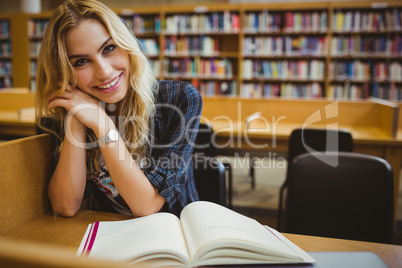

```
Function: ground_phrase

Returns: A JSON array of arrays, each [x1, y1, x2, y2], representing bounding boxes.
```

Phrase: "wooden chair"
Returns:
[[0, 134, 149, 267], [193, 154, 227, 207], [284, 152, 394, 244], [0, 134, 52, 235], [277, 128, 353, 230]]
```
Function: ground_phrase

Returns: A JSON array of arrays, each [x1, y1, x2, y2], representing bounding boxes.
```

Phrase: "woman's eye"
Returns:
[[73, 58, 89, 67], [103, 45, 116, 54]]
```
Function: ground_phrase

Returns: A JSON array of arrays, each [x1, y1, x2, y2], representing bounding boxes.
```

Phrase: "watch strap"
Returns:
[[97, 129, 120, 147]]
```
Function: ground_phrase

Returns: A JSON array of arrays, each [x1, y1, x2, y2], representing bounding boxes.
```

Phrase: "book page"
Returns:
[[180, 201, 314, 266], [80, 213, 191, 267]]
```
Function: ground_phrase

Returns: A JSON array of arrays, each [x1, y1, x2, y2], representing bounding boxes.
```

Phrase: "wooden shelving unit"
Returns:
[[2, 1, 402, 101]]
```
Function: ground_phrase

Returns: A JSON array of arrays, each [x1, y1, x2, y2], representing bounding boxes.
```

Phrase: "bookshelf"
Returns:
[[158, 4, 241, 96], [26, 13, 51, 92], [118, 6, 162, 77], [3, 1, 402, 101], [329, 2, 402, 100], [0, 15, 12, 88], [241, 3, 329, 98]]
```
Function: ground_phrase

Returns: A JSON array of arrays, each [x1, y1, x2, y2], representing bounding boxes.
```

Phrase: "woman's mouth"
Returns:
[[94, 73, 122, 93]]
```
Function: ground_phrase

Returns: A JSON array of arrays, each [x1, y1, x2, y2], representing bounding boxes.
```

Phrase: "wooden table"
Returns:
[[1, 210, 401, 268]]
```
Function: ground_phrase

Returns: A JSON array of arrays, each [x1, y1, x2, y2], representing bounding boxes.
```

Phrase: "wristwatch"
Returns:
[[97, 128, 120, 147]]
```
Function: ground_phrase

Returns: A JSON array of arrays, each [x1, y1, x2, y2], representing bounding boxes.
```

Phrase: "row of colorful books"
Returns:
[[243, 10, 281, 33], [329, 61, 402, 82], [0, 77, 12, 88], [330, 35, 402, 56], [243, 36, 328, 56], [27, 19, 49, 38], [138, 39, 159, 56], [328, 84, 370, 100], [30, 60, 37, 77], [0, 20, 10, 38], [329, 83, 402, 100], [163, 35, 220, 56], [239, 82, 401, 100], [284, 11, 328, 33], [332, 9, 401, 32], [372, 62, 402, 82], [123, 14, 161, 34], [329, 61, 370, 81], [192, 80, 237, 96], [163, 12, 240, 34], [0, 40, 11, 57], [29, 40, 42, 57], [163, 58, 233, 79], [243, 59, 325, 80], [0, 61, 12, 76], [372, 82, 402, 100], [241, 82, 323, 98]]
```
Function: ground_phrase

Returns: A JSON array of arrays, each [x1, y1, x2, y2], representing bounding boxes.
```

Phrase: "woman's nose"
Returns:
[[94, 58, 112, 80]]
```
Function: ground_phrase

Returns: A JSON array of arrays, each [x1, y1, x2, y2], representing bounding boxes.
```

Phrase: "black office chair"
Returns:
[[284, 152, 394, 244], [193, 155, 227, 207], [193, 123, 233, 207], [277, 128, 353, 230]]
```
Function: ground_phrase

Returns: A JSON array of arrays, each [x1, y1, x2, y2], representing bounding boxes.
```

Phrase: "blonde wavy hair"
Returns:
[[35, 0, 158, 176]]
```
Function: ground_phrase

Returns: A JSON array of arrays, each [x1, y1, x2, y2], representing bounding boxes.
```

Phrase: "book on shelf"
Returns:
[[333, 8, 401, 32], [0, 20, 10, 37], [163, 12, 239, 34], [77, 201, 315, 267]]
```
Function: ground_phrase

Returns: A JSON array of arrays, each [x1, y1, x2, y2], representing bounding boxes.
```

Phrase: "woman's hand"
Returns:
[[47, 85, 112, 136]]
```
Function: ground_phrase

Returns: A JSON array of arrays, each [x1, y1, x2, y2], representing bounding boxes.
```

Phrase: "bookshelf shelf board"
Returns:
[[162, 32, 240, 36], [243, 78, 326, 83], [243, 55, 328, 59], [332, 30, 402, 35], [164, 53, 238, 58], [164, 75, 237, 80], [135, 32, 159, 37], [243, 31, 329, 36], [331, 55, 402, 60]]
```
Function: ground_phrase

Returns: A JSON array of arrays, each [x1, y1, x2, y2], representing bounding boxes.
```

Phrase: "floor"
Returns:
[[220, 155, 402, 246]]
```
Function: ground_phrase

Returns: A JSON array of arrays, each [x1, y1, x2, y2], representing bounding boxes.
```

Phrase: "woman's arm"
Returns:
[[47, 87, 165, 217], [47, 114, 87, 217], [95, 122, 166, 217]]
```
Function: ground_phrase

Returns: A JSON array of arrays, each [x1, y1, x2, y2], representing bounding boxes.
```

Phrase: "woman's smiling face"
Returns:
[[65, 19, 130, 104]]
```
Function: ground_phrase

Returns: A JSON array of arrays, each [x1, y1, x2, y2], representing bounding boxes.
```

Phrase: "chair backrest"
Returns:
[[287, 128, 353, 172], [277, 128, 354, 231], [193, 123, 216, 157], [284, 152, 394, 244], [0, 134, 52, 235], [193, 155, 226, 207]]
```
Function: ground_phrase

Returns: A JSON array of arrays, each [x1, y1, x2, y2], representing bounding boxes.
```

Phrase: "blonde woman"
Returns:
[[36, 0, 202, 217]]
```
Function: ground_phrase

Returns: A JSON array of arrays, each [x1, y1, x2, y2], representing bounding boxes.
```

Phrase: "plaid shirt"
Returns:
[[89, 80, 203, 216], [142, 80, 202, 216]]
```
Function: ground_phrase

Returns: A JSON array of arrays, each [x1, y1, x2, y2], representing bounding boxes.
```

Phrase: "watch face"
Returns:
[[109, 129, 120, 141]]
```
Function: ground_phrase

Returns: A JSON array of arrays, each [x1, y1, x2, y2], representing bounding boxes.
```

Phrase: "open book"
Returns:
[[77, 201, 315, 267]]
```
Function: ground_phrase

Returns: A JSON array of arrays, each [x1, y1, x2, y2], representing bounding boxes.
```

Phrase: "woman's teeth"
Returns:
[[98, 76, 119, 89]]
